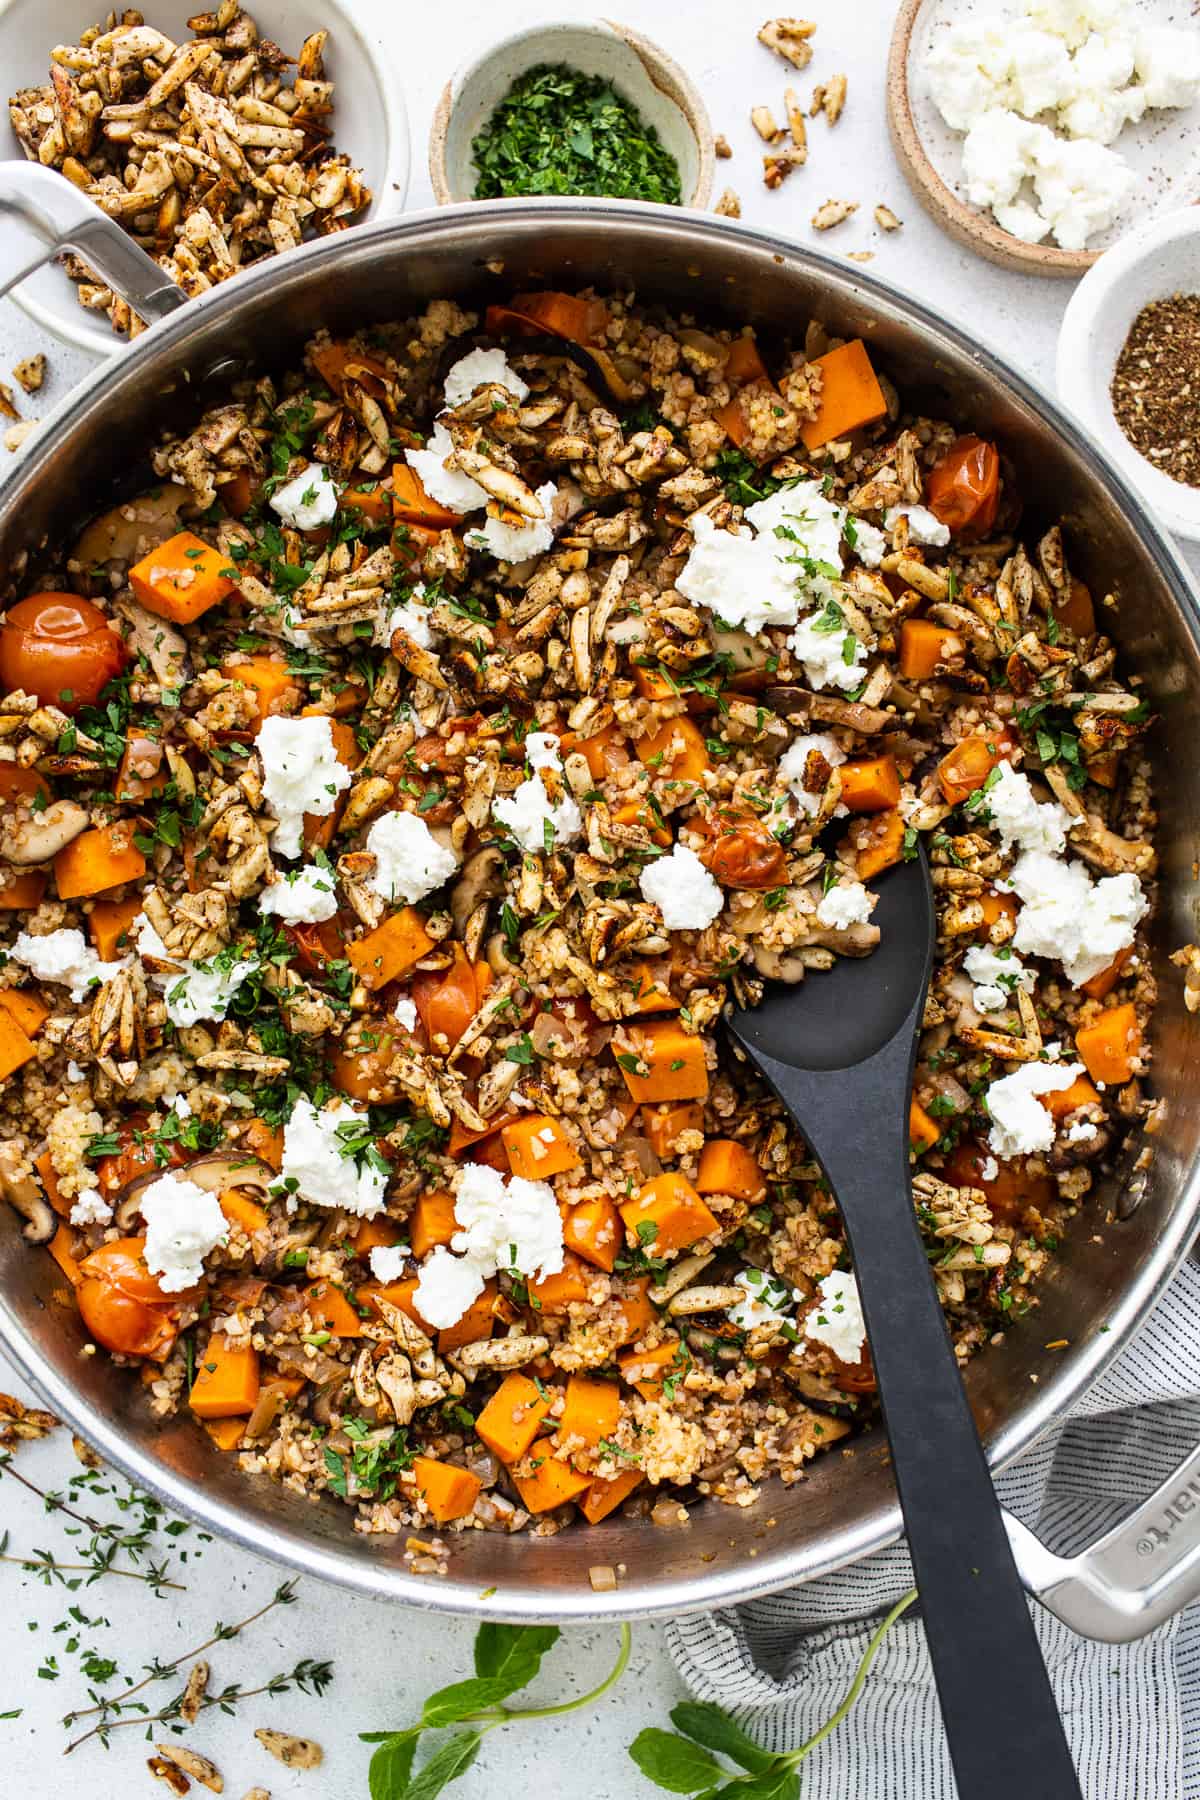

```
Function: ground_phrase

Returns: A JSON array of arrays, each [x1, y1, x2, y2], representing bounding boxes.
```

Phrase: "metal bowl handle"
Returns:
[[0, 160, 186, 329], [1005, 1442, 1200, 1642]]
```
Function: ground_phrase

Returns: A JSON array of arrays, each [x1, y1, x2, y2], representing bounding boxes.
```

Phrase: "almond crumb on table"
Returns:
[[874, 204, 902, 233], [715, 187, 742, 217], [757, 17, 818, 72], [713, 132, 732, 158], [811, 197, 859, 230]]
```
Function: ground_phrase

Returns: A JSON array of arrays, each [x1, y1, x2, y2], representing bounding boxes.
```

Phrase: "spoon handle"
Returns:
[[792, 1068, 1083, 1800]]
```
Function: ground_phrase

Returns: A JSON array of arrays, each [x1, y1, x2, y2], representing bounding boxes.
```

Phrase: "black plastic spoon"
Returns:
[[727, 849, 1082, 1800]]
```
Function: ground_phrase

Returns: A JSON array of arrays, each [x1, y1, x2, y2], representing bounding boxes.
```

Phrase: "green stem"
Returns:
[[471, 1623, 633, 1731], [788, 1589, 918, 1767]]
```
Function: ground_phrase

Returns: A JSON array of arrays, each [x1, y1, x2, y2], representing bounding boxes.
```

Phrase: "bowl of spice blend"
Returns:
[[429, 19, 713, 210], [1058, 208, 1200, 543]]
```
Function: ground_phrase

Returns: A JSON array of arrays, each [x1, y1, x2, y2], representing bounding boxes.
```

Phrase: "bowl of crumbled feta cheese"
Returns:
[[888, 0, 1200, 273]]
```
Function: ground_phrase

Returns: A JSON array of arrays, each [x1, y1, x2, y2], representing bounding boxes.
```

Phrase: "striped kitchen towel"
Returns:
[[667, 1254, 1200, 1798]]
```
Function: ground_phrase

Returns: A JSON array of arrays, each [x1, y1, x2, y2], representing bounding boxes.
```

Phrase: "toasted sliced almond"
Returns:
[[714, 133, 732, 158], [875, 203, 902, 232], [12, 355, 45, 394], [758, 18, 817, 70], [179, 1659, 210, 1726], [750, 104, 784, 145], [148, 1756, 191, 1796], [784, 89, 808, 153], [156, 1744, 223, 1792], [822, 74, 848, 124], [254, 1729, 323, 1770], [715, 187, 742, 218], [764, 150, 807, 190], [811, 198, 858, 231]]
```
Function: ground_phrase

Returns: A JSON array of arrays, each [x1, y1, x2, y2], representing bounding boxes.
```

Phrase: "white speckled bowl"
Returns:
[[1057, 208, 1200, 543], [0, 0, 410, 357], [429, 19, 713, 210]]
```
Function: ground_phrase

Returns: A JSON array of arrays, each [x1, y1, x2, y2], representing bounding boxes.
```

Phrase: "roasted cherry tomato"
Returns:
[[925, 436, 1000, 539], [77, 1236, 188, 1305], [412, 945, 488, 1050], [77, 1277, 178, 1358], [0, 592, 126, 712], [699, 811, 788, 890], [942, 1140, 1055, 1224]]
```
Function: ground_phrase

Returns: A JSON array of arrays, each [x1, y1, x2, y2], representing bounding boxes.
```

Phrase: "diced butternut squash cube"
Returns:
[[641, 1102, 703, 1160], [219, 1189, 268, 1236], [898, 620, 964, 681], [530, 1253, 591, 1312], [695, 1138, 764, 1201], [412, 1455, 483, 1524], [1081, 946, 1132, 1001], [353, 1215, 403, 1256], [563, 1194, 622, 1271], [0, 870, 46, 911], [88, 893, 143, 962], [611, 1277, 656, 1346], [1075, 1003, 1142, 1087], [937, 732, 1014, 807], [559, 1374, 620, 1447], [628, 962, 678, 1014], [241, 1117, 285, 1171], [189, 1336, 260, 1419], [347, 906, 435, 989], [35, 1150, 68, 1216], [130, 531, 236, 624], [410, 1189, 458, 1259], [618, 1021, 709, 1103], [220, 654, 302, 727], [392, 464, 463, 530], [1040, 1075, 1101, 1121], [618, 1338, 685, 1400], [55, 821, 145, 900], [801, 340, 888, 450], [0, 988, 49, 1038], [635, 716, 710, 785], [0, 1007, 36, 1081], [513, 1455, 592, 1515], [611, 797, 673, 847], [47, 1222, 83, 1287], [304, 1280, 367, 1337], [437, 1282, 498, 1355], [841, 809, 906, 883], [579, 1467, 644, 1523], [475, 1373, 551, 1464], [358, 1277, 430, 1331], [909, 1098, 941, 1154], [502, 1114, 582, 1181], [204, 1416, 247, 1450], [838, 755, 901, 814], [620, 1171, 719, 1254]]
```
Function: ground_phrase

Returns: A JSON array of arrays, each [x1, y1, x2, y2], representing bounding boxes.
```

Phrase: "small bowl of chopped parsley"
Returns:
[[429, 20, 713, 209]]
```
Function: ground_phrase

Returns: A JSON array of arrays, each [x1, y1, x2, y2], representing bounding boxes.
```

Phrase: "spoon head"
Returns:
[[727, 850, 936, 1074]]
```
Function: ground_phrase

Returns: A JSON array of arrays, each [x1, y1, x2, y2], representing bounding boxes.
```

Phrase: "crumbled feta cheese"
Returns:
[[804, 1270, 867, 1365], [365, 809, 459, 903], [1006, 26, 1078, 115], [1059, 31, 1142, 142], [1066, 1119, 1099, 1143], [847, 516, 887, 568], [375, 583, 438, 650], [963, 943, 1035, 1014], [639, 843, 724, 930], [413, 1245, 488, 1331], [779, 733, 846, 816], [980, 1154, 1000, 1182], [135, 914, 257, 1028], [1043, 1039, 1063, 1060], [279, 1096, 388, 1218], [69, 1186, 112, 1227], [816, 881, 874, 930], [1030, 131, 1134, 251], [369, 1245, 409, 1284], [270, 462, 339, 532], [10, 928, 124, 1003], [259, 861, 338, 924], [985, 1059, 1086, 1158], [993, 199, 1053, 242], [392, 994, 418, 1031], [66, 1060, 86, 1084], [139, 1171, 228, 1292], [745, 482, 848, 577], [1007, 850, 1147, 987], [728, 1268, 797, 1332], [493, 772, 582, 854], [468, 481, 559, 563], [524, 730, 563, 772], [413, 1163, 565, 1329], [1027, 0, 1124, 51], [961, 110, 1054, 210], [451, 1163, 564, 1280], [1134, 26, 1200, 110], [884, 503, 951, 547], [676, 514, 800, 634], [927, 22, 1012, 130], [789, 605, 868, 693], [403, 423, 489, 514], [442, 347, 530, 409], [257, 714, 352, 859], [983, 764, 1071, 856]]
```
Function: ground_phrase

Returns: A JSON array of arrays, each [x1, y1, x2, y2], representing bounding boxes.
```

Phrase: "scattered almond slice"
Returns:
[[812, 198, 859, 230], [3, 420, 37, 453], [751, 104, 785, 145], [156, 1744, 224, 1793], [875, 204, 903, 232], [12, 354, 45, 394], [714, 133, 732, 158], [0, 383, 18, 423], [821, 74, 848, 125], [765, 149, 807, 190], [254, 1729, 323, 1770], [758, 17, 817, 71], [784, 89, 808, 154], [715, 188, 742, 217], [179, 1658, 210, 1725]]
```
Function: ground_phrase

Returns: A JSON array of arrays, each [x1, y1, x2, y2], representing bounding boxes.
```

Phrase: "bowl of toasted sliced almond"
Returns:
[[0, 0, 409, 354]]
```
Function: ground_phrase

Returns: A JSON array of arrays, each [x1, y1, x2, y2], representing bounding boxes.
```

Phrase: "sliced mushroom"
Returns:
[[74, 484, 187, 567], [450, 845, 505, 941], [112, 1152, 275, 1233], [0, 1143, 55, 1244], [114, 596, 190, 688], [0, 798, 90, 866]]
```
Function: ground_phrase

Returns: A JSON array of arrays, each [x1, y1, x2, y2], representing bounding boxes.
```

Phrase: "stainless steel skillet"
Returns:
[[2, 166, 1200, 1636]]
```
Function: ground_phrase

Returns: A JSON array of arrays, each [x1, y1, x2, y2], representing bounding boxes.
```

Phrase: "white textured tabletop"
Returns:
[[0, 3, 1196, 1796]]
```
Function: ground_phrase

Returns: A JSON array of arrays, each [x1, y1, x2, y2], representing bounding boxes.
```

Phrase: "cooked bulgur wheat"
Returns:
[[0, 285, 1157, 1546]]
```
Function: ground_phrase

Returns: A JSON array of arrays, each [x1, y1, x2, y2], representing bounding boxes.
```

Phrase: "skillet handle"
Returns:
[[1006, 1440, 1200, 1642], [0, 160, 185, 328]]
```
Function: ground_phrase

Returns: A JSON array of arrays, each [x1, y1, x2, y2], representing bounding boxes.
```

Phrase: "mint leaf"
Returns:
[[473, 1622, 560, 1683], [404, 1730, 482, 1800], [629, 1727, 726, 1792], [368, 1731, 420, 1800], [714, 1768, 800, 1800], [421, 1676, 516, 1727], [669, 1703, 772, 1773]]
